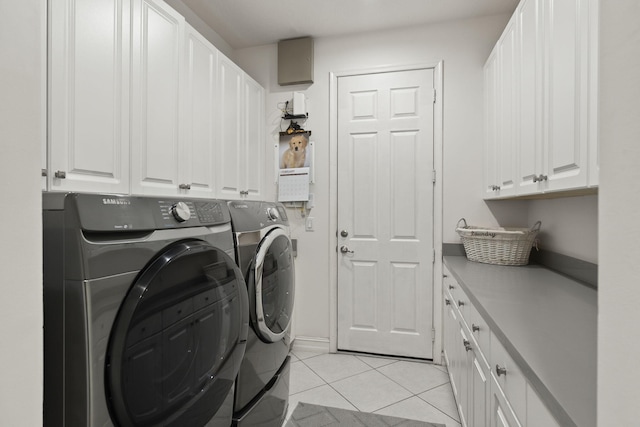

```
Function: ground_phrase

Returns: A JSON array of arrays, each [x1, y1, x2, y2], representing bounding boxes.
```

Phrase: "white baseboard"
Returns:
[[291, 336, 330, 354]]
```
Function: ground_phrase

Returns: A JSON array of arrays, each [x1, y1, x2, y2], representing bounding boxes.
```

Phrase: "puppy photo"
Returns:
[[280, 134, 308, 169]]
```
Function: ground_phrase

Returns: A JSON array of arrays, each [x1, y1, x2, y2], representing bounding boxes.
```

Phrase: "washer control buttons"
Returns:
[[171, 201, 191, 222]]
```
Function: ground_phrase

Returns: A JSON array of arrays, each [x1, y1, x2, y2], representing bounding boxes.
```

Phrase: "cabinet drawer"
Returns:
[[467, 302, 490, 369], [443, 272, 469, 315], [490, 332, 526, 423]]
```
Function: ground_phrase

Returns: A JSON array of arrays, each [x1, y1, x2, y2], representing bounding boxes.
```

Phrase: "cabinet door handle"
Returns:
[[41, 169, 48, 177], [445, 298, 451, 306], [496, 365, 507, 377], [54, 170, 66, 179], [463, 339, 472, 352], [443, 273, 448, 278], [448, 284, 455, 290], [240, 190, 249, 196], [472, 324, 480, 333], [458, 300, 465, 307], [179, 183, 191, 190]]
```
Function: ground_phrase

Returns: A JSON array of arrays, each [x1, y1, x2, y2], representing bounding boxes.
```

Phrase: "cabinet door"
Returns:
[[242, 76, 265, 200], [443, 290, 460, 400], [496, 16, 518, 197], [517, 0, 544, 195], [483, 48, 500, 199], [470, 353, 489, 426], [217, 54, 244, 199], [181, 24, 218, 198], [542, 0, 589, 191], [526, 384, 561, 427], [490, 375, 522, 427], [49, 0, 130, 194], [130, 0, 184, 196]]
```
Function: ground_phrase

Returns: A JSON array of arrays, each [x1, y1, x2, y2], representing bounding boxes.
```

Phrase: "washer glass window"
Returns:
[[106, 240, 246, 427], [254, 229, 294, 342]]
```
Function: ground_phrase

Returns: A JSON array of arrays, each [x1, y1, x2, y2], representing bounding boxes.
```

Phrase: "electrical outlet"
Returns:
[[305, 216, 314, 232]]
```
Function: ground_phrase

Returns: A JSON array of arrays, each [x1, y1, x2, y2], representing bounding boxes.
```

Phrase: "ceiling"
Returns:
[[179, 0, 519, 50]]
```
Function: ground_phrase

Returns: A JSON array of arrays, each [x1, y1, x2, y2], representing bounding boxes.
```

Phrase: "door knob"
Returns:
[[340, 245, 354, 254], [340, 230, 349, 237]]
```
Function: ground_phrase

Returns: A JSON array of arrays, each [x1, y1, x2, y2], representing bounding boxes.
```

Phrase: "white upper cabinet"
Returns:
[[180, 24, 219, 198], [130, 0, 184, 196], [217, 54, 244, 199], [217, 54, 265, 200], [48, 0, 131, 194], [496, 15, 518, 197], [484, 48, 500, 198], [243, 76, 265, 199], [542, 0, 590, 192], [484, 0, 598, 199], [516, 0, 543, 195]]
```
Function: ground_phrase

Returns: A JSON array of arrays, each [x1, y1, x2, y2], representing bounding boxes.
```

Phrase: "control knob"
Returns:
[[171, 201, 191, 222], [267, 207, 280, 221]]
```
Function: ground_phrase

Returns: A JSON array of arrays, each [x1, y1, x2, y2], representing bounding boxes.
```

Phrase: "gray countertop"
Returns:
[[443, 256, 597, 427]]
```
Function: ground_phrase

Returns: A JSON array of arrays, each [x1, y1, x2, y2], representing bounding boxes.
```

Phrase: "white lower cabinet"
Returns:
[[490, 375, 522, 427], [526, 384, 561, 427], [443, 266, 561, 427]]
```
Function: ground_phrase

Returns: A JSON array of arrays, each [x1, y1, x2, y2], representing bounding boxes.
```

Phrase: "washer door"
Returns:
[[106, 240, 248, 427], [252, 228, 295, 343]]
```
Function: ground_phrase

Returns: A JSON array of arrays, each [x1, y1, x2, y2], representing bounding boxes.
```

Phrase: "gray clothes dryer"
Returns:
[[43, 193, 249, 427], [227, 201, 295, 427]]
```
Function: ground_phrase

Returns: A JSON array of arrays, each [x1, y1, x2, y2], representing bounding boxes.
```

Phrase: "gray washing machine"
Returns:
[[227, 201, 295, 427], [43, 193, 249, 427]]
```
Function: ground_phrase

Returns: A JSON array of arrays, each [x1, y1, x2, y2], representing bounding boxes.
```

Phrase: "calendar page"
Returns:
[[278, 168, 310, 202]]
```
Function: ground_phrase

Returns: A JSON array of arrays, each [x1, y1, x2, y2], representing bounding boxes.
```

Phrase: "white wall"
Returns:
[[598, 1, 640, 425], [0, 1, 45, 425], [234, 14, 516, 340], [526, 195, 598, 263]]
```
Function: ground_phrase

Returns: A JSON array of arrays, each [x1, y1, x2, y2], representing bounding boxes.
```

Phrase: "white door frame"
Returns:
[[329, 62, 444, 364]]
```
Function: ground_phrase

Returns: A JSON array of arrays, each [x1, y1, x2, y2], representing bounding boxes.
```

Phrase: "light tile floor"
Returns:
[[287, 350, 462, 427]]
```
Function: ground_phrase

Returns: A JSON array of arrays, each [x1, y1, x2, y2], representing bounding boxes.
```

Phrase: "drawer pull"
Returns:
[[445, 298, 451, 306], [448, 284, 455, 290], [496, 365, 507, 377], [458, 300, 465, 307], [472, 324, 480, 333], [443, 273, 448, 278]]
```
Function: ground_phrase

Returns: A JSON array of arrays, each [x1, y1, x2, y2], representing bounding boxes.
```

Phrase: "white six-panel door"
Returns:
[[337, 69, 435, 359]]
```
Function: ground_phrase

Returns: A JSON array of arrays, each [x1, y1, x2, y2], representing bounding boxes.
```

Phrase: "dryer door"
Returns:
[[105, 240, 248, 427], [252, 228, 295, 343]]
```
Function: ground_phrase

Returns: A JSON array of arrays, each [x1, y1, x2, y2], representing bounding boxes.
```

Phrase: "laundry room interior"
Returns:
[[2, 1, 639, 427]]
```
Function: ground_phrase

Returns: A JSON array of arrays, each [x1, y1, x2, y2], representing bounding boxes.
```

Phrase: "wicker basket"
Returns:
[[456, 218, 541, 266]]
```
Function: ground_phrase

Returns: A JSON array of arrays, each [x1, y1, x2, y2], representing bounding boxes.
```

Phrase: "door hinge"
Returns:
[[433, 88, 436, 104], [432, 170, 436, 184]]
